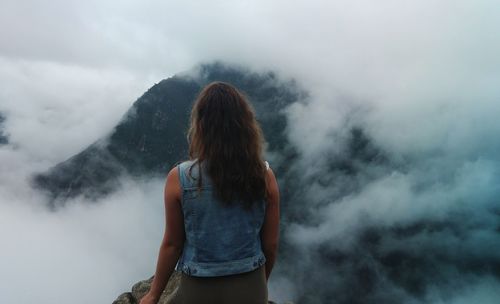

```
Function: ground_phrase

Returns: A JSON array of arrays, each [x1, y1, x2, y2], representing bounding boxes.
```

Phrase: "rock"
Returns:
[[112, 292, 135, 304], [113, 271, 290, 304], [113, 272, 181, 304]]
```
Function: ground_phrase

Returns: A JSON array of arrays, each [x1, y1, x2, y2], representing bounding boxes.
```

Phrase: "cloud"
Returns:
[[0, 142, 167, 303], [0, 57, 153, 164], [1, 0, 500, 303]]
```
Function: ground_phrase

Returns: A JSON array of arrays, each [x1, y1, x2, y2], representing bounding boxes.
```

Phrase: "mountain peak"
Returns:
[[30, 62, 302, 210]]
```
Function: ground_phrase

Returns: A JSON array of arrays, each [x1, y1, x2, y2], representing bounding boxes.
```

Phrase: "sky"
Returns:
[[1, 0, 500, 303]]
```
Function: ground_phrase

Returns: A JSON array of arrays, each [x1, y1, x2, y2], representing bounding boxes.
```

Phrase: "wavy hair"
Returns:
[[186, 81, 267, 207]]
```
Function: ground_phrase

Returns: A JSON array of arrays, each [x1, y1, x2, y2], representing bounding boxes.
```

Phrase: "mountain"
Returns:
[[30, 62, 395, 303], [30, 62, 303, 210], [30, 62, 483, 303]]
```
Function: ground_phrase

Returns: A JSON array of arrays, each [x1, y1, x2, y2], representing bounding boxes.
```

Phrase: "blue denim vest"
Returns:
[[174, 159, 267, 277]]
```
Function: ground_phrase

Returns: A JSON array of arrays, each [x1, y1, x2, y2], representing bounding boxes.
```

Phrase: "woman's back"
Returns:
[[175, 159, 267, 277]]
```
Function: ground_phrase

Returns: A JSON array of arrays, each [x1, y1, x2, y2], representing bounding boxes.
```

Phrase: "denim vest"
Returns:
[[175, 159, 267, 277]]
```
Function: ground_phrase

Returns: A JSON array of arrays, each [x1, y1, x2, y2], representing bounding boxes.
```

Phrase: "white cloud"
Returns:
[[1, 0, 500, 303], [0, 146, 167, 303], [0, 57, 154, 164]]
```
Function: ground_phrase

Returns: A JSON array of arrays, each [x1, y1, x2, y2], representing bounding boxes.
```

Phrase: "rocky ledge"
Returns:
[[113, 272, 181, 304], [112, 271, 289, 304]]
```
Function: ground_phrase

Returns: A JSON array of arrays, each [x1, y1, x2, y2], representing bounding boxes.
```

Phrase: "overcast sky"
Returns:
[[1, 1, 500, 303]]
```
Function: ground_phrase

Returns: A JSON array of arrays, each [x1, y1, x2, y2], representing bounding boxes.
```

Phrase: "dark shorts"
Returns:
[[168, 266, 268, 304]]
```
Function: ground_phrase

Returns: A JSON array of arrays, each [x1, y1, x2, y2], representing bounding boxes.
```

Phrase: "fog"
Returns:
[[1, 0, 499, 303]]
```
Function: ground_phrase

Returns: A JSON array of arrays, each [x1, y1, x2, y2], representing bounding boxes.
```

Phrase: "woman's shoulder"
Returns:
[[176, 158, 208, 187], [176, 159, 198, 171], [178, 158, 197, 165]]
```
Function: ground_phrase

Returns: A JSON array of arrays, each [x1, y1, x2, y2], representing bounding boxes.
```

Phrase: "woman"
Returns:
[[139, 81, 280, 304]]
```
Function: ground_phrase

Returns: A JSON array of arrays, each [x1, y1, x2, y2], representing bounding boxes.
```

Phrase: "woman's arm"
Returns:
[[260, 167, 280, 281], [141, 166, 185, 303]]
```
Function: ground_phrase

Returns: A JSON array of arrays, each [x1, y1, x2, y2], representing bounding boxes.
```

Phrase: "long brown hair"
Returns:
[[187, 81, 267, 207]]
